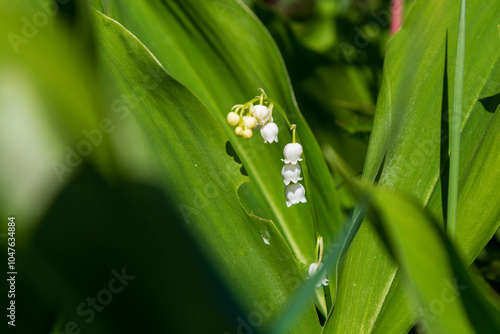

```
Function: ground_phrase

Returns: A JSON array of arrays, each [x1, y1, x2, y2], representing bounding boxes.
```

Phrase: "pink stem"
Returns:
[[390, 0, 404, 35]]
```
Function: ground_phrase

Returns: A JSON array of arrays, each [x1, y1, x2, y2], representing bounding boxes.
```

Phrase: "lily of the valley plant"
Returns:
[[227, 89, 307, 208]]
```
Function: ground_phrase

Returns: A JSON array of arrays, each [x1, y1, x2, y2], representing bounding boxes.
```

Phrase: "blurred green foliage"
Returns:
[[0, 0, 499, 333]]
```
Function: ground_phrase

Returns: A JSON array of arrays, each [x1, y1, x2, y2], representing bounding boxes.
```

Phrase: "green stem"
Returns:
[[317, 236, 324, 263], [262, 97, 291, 126], [447, 0, 466, 240], [265, 94, 329, 312], [265, 98, 320, 239], [245, 97, 261, 106], [314, 237, 319, 263], [244, 103, 253, 117]]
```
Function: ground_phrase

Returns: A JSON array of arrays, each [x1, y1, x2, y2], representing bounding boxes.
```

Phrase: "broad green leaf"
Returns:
[[314, 156, 500, 333], [325, 0, 500, 332], [0, 2, 319, 331], [91, 10, 321, 332], [274, 183, 500, 334], [368, 189, 500, 333], [92, 0, 343, 274], [370, 191, 475, 334]]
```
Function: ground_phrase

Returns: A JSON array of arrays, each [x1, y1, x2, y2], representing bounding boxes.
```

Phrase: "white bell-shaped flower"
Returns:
[[260, 122, 279, 143], [308, 262, 329, 287], [253, 105, 270, 125], [282, 143, 303, 164], [281, 164, 302, 185], [284, 183, 307, 207]]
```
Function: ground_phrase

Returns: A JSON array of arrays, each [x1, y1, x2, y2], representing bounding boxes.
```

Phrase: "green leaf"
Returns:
[[447, 0, 466, 238], [324, 0, 500, 332], [371, 191, 475, 334], [369, 189, 500, 333], [274, 183, 500, 334], [91, 9, 321, 332], [92, 0, 343, 272]]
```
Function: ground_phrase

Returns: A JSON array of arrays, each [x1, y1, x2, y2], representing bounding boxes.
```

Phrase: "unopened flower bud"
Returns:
[[242, 128, 253, 139], [235, 126, 244, 136], [243, 116, 257, 130], [227, 112, 240, 126]]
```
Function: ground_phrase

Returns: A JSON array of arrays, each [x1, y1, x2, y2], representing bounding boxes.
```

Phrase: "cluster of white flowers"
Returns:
[[229, 89, 327, 289], [282, 127, 306, 207], [229, 89, 308, 209], [226, 89, 279, 143]]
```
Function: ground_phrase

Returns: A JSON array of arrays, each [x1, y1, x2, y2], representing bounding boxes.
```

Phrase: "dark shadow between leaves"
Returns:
[[225, 140, 248, 176], [440, 31, 450, 226], [21, 164, 246, 334], [373, 154, 386, 184], [479, 92, 500, 113]]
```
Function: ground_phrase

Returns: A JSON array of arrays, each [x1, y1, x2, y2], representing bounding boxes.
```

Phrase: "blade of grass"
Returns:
[[447, 0, 466, 239]]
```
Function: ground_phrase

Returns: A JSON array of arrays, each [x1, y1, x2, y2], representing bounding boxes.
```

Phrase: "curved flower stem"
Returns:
[[245, 97, 261, 106], [264, 94, 330, 311], [314, 236, 325, 264], [244, 92, 323, 256], [265, 97, 321, 246], [243, 102, 254, 116], [261, 97, 292, 126], [233, 106, 245, 127]]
